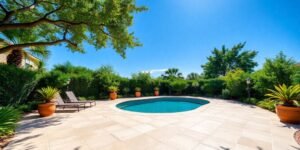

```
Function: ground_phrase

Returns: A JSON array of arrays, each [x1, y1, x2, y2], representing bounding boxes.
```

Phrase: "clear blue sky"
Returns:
[[47, 0, 300, 77]]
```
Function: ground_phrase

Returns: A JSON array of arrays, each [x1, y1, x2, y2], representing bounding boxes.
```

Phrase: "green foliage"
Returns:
[[200, 78, 224, 96], [222, 69, 249, 98], [0, 0, 147, 57], [92, 66, 121, 98], [186, 72, 201, 80], [241, 98, 260, 105], [131, 72, 152, 94], [108, 86, 118, 92], [0, 107, 21, 137], [252, 52, 296, 97], [170, 79, 187, 94], [36, 71, 69, 89], [37, 87, 60, 103], [257, 99, 276, 112], [0, 64, 39, 106], [15, 101, 39, 113], [265, 84, 300, 107], [292, 65, 300, 84], [221, 89, 231, 99], [202, 42, 258, 78], [122, 87, 130, 96], [135, 87, 141, 92], [161, 68, 183, 80]]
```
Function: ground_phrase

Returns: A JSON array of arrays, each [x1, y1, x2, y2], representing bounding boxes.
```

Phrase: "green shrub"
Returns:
[[122, 87, 130, 96], [130, 72, 153, 94], [200, 78, 224, 96], [252, 52, 296, 97], [257, 99, 276, 112], [16, 101, 40, 113], [0, 64, 39, 106], [222, 69, 249, 98], [135, 87, 141, 92], [241, 98, 260, 105], [0, 107, 21, 137], [221, 89, 231, 99], [108, 86, 118, 92], [170, 79, 188, 94]]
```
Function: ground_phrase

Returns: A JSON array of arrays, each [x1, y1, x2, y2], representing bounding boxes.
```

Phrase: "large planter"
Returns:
[[276, 105, 300, 124], [109, 92, 117, 100], [135, 91, 141, 97], [38, 103, 56, 117], [154, 90, 159, 96]]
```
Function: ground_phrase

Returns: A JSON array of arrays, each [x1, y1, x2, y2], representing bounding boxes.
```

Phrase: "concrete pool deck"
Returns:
[[6, 96, 300, 150]]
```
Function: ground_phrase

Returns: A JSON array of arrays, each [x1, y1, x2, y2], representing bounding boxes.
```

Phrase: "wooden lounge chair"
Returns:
[[295, 130, 300, 145], [65, 91, 96, 107], [56, 94, 85, 111]]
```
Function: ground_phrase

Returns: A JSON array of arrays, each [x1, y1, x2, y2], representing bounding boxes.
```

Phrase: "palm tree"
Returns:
[[0, 30, 50, 64], [162, 68, 183, 80], [187, 72, 200, 80]]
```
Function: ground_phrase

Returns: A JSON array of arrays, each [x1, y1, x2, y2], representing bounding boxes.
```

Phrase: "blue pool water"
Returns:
[[116, 97, 209, 113]]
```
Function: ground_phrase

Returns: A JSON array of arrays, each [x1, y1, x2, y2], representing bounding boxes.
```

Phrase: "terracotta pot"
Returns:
[[276, 105, 300, 124], [154, 90, 159, 96], [109, 92, 117, 100], [135, 91, 141, 97], [38, 103, 56, 117]]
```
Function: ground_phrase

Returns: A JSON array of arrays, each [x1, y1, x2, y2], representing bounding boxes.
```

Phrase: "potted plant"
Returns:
[[37, 86, 60, 117], [108, 86, 118, 100], [265, 84, 300, 124], [154, 87, 160, 96], [135, 87, 141, 97]]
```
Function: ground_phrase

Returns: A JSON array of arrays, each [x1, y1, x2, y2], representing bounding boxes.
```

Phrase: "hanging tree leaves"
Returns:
[[0, 0, 147, 58]]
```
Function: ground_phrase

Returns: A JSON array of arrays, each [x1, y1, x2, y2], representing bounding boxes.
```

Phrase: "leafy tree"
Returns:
[[186, 72, 201, 80], [0, 0, 146, 57], [222, 69, 249, 98], [293, 64, 300, 84], [202, 42, 258, 78], [252, 52, 296, 97], [161, 68, 183, 80]]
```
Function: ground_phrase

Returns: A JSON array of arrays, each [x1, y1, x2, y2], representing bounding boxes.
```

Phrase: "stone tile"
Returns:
[[6, 96, 298, 150], [237, 136, 272, 150], [193, 143, 218, 150], [123, 135, 160, 150], [111, 128, 142, 141], [146, 143, 174, 150], [201, 137, 236, 150], [131, 124, 155, 133], [83, 133, 118, 149], [162, 134, 200, 150]]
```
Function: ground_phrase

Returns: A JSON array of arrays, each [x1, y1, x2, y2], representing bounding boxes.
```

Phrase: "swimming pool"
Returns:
[[116, 97, 209, 113]]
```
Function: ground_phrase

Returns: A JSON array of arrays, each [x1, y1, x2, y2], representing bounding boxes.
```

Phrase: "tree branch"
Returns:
[[0, 3, 8, 13], [0, 27, 77, 53], [1, 0, 38, 23], [0, 38, 77, 53]]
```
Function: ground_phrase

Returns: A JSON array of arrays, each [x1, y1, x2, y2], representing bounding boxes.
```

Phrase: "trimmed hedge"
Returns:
[[200, 78, 224, 96], [0, 64, 39, 106]]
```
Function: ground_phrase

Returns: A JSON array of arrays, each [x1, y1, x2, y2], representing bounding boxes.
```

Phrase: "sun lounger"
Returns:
[[56, 94, 85, 111], [65, 91, 96, 107]]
